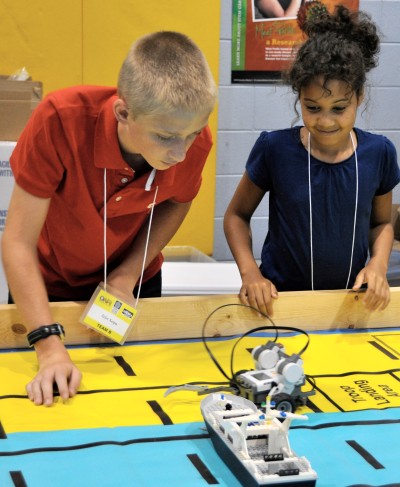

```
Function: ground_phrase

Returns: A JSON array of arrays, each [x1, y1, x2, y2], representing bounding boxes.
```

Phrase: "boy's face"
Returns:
[[117, 106, 210, 170]]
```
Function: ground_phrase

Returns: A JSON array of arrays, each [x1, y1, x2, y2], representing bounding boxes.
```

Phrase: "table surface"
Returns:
[[1, 327, 400, 487]]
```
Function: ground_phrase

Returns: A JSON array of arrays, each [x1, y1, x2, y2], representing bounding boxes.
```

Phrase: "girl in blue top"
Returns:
[[224, 5, 400, 316]]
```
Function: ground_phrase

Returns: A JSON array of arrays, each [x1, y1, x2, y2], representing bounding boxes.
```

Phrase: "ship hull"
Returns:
[[201, 393, 317, 487], [204, 419, 316, 487]]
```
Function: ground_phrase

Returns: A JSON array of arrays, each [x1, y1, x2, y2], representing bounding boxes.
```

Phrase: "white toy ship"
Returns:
[[201, 393, 317, 487]]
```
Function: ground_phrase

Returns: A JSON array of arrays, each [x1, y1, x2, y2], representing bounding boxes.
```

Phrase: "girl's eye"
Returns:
[[305, 105, 320, 112], [333, 106, 346, 113]]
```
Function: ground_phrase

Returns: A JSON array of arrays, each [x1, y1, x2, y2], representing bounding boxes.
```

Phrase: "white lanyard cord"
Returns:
[[307, 133, 314, 290], [104, 168, 108, 288], [308, 131, 358, 290], [134, 186, 158, 308], [103, 168, 158, 307], [346, 132, 359, 289]]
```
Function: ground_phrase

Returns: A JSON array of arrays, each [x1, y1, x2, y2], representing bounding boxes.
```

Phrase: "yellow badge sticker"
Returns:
[[80, 285, 137, 344]]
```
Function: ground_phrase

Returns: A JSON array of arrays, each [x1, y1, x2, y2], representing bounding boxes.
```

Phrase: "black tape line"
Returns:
[[347, 484, 400, 487], [10, 471, 28, 487], [147, 400, 173, 425], [187, 453, 219, 484], [0, 433, 210, 457], [0, 421, 7, 439], [114, 356, 136, 376], [293, 418, 400, 431], [346, 440, 385, 469], [368, 341, 399, 360]]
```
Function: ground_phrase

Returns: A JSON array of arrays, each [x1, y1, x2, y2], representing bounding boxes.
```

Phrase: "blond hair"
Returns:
[[118, 31, 217, 118]]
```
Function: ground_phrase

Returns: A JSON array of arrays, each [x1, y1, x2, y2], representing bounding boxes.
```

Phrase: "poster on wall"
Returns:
[[232, 0, 359, 83]]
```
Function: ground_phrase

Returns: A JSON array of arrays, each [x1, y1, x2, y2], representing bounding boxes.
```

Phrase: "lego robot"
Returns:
[[235, 341, 315, 412]]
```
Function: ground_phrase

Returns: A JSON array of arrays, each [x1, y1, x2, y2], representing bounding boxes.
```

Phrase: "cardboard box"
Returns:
[[392, 204, 400, 251], [0, 76, 42, 141]]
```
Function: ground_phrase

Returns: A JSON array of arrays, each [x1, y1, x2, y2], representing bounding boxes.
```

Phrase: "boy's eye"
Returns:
[[156, 134, 175, 142], [156, 131, 201, 143]]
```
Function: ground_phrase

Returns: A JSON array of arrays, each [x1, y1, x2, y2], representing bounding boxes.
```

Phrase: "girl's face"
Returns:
[[300, 77, 363, 155]]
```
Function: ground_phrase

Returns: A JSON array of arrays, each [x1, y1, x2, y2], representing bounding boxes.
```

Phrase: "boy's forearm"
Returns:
[[2, 240, 53, 330], [109, 200, 191, 289]]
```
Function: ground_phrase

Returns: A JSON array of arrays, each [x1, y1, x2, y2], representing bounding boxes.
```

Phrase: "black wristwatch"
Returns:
[[27, 323, 65, 347]]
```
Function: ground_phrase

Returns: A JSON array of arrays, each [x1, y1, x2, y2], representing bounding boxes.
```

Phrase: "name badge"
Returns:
[[80, 283, 137, 344]]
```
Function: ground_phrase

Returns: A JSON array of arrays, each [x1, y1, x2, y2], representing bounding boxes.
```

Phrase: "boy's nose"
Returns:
[[168, 141, 187, 162]]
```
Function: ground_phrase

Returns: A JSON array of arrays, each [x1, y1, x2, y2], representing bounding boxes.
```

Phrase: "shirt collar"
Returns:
[[94, 95, 127, 170], [93, 94, 176, 189]]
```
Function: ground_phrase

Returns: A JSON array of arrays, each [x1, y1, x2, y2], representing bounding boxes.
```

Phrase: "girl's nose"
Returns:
[[317, 113, 335, 127]]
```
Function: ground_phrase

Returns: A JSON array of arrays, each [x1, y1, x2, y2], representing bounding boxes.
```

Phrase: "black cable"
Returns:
[[164, 302, 312, 397], [201, 303, 281, 382], [201, 303, 311, 387]]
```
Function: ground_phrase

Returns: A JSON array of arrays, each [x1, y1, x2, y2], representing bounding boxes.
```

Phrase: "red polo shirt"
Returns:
[[10, 86, 213, 299]]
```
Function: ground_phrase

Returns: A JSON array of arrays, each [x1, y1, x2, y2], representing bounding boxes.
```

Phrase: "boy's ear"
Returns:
[[113, 98, 129, 124]]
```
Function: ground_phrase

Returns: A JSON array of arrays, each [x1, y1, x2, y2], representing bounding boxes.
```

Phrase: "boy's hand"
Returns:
[[239, 269, 278, 316], [26, 337, 82, 406], [352, 260, 390, 311], [106, 269, 139, 304]]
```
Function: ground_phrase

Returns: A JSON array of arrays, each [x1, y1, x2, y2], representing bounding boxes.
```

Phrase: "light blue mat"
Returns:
[[1, 408, 399, 487]]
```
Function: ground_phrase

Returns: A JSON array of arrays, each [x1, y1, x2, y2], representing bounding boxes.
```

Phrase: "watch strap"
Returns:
[[27, 323, 65, 347]]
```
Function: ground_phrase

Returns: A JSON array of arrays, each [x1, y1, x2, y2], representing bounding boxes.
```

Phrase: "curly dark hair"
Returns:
[[285, 4, 380, 98]]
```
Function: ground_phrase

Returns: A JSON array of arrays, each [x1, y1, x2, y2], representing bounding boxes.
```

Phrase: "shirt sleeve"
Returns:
[[245, 131, 271, 192], [376, 135, 400, 196], [10, 95, 67, 198]]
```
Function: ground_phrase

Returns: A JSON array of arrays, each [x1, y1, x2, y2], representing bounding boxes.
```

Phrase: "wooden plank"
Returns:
[[0, 287, 399, 349]]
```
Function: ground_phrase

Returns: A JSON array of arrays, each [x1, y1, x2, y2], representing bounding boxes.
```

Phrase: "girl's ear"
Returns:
[[113, 98, 129, 124]]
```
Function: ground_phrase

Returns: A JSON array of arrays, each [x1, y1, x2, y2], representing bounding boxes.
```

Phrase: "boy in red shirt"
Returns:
[[2, 31, 217, 406]]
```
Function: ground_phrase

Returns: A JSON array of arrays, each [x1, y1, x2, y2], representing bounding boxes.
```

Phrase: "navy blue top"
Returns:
[[246, 127, 400, 291]]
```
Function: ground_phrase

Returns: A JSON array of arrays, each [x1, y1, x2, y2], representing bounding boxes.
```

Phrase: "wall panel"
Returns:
[[0, 0, 82, 93]]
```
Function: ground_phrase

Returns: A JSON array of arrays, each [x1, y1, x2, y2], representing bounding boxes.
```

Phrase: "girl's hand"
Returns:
[[352, 259, 390, 311], [239, 269, 278, 316]]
